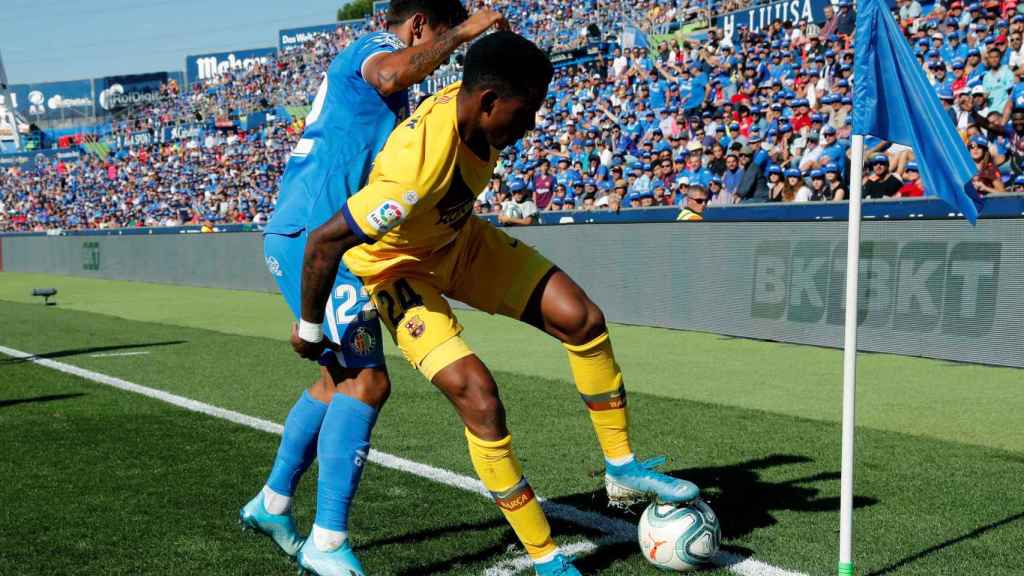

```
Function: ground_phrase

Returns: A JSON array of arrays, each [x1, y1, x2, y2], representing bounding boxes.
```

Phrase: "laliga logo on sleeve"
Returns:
[[366, 200, 405, 233]]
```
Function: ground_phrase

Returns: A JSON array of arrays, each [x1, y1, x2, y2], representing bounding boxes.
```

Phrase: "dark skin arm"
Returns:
[[364, 9, 508, 97], [292, 211, 365, 360]]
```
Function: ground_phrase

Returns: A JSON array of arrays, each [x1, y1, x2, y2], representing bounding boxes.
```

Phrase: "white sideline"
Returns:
[[88, 351, 152, 358], [0, 344, 807, 576]]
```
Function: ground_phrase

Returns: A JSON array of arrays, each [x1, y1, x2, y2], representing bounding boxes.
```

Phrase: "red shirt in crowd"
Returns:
[[898, 181, 924, 197]]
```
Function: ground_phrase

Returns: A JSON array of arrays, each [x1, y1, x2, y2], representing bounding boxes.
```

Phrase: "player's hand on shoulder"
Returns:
[[290, 322, 340, 361], [457, 9, 510, 42]]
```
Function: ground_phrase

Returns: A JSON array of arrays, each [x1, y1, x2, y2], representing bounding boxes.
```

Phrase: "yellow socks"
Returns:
[[564, 332, 633, 461], [465, 429, 557, 560]]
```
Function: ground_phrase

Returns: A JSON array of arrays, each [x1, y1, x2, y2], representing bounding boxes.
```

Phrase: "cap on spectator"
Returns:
[[686, 140, 703, 152], [784, 168, 802, 178], [509, 179, 526, 192], [905, 162, 919, 172], [551, 197, 564, 206], [767, 165, 783, 175], [972, 85, 988, 95], [953, 59, 966, 69], [710, 175, 723, 184], [968, 47, 981, 56], [869, 154, 889, 165], [970, 135, 989, 146], [929, 61, 946, 69], [810, 169, 825, 179], [825, 163, 840, 173], [1014, 174, 1024, 185], [938, 86, 955, 100]]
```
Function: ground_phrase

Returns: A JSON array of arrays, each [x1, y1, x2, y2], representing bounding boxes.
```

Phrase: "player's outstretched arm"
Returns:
[[364, 9, 509, 96], [292, 213, 363, 360]]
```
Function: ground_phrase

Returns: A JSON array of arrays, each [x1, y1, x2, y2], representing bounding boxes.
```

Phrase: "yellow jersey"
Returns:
[[341, 82, 498, 280], [676, 208, 703, 221]]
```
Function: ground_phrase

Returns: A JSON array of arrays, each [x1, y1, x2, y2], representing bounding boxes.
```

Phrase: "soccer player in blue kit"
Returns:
[[240, 3, 509, 574]]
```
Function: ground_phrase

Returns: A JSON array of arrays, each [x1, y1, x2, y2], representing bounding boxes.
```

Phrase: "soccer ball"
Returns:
[[637, 499, 721, 571]]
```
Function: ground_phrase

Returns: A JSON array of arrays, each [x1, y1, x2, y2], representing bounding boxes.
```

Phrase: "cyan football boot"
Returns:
[[605, 456, 699, 507], [296, 537, 365, 576], [238, 494, 304, 557], [534, 553, 582, 575]]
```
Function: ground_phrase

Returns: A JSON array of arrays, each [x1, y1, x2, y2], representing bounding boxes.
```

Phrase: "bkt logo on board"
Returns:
[[750, 240, 1001, 336]]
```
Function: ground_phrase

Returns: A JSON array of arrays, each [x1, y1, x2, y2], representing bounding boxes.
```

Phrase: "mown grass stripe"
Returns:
[[0, 343, 807, 576]]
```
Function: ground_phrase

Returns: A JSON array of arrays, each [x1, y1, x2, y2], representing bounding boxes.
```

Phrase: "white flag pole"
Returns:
[[838, 134, 865, 576]]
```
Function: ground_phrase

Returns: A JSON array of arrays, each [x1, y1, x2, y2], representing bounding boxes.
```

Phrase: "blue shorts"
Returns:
[[264, 231, 385, 369]]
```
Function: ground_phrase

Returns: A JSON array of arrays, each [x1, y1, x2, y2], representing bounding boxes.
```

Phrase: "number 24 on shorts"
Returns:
[[375, 279, 425, 327]]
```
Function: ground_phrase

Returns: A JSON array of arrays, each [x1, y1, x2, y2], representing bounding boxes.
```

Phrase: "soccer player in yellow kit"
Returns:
[[292, 32, 700, 575]]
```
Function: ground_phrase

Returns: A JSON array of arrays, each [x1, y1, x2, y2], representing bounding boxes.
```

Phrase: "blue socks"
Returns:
[[315, 394, 378, 532], [267, 390, 328, 497]]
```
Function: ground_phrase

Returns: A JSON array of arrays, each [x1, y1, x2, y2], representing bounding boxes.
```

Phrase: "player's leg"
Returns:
[[520, 268, 699, 506], [446, 220, 697, 507], [298, 294, 388, 576], [247, 233, 390, 573], [369, 275, 577, 575], [240, 231, 327, 556]]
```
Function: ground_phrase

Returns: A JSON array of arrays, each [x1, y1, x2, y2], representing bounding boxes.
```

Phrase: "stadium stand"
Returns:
[[3, 0, 1024, 232]]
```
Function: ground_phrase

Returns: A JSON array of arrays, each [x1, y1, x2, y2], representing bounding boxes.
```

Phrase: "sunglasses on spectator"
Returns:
[[689, 196, 709, 204]]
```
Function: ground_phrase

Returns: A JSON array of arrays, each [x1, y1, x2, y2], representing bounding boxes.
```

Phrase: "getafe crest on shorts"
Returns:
[[404, 315, 426, 338], [349, 326, 376, 356]]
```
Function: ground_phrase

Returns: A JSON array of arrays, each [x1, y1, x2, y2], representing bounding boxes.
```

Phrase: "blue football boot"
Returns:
[[239, 493, 304, 557], [604, 456, 699, 508], [534, 553, 582, 575], [296, 536, 365, 576]]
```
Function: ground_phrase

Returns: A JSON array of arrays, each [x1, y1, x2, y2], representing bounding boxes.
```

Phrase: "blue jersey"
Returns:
[[267, 32, 409, 235]]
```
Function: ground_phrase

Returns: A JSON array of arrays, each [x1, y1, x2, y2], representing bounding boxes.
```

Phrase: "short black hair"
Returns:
[[386, 0, 468, 29], [462, 31, 553, 100]]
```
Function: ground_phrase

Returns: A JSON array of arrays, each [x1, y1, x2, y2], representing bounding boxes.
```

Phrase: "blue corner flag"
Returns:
[[852, 0, 982, 224]]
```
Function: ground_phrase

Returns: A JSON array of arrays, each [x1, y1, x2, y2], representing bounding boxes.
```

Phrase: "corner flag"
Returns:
[[0, 50, 7, 90], [852, 0, 982, 224]]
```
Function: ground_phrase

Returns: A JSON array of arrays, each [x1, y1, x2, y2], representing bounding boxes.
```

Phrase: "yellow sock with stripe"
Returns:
[[564, 332, 634, 462], [465, 429, 558, 561]]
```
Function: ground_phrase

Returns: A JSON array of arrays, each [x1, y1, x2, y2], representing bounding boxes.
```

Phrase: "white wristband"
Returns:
[[298, 319, 324, 343]]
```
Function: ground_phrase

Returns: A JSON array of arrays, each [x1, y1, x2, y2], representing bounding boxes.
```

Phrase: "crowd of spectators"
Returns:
[[5, 0, 1024, 232], [0, 119, 300, 230]]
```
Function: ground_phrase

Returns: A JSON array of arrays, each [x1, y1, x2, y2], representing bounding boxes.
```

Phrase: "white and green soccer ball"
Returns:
[[637, 499, 721, 572]]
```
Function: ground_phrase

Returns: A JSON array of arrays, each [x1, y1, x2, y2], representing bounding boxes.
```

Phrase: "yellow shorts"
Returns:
[[360, 218, 553, 375]]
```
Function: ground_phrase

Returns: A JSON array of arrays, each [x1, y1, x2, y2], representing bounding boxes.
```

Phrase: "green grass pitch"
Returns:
[[1, 272, 1022, 575]]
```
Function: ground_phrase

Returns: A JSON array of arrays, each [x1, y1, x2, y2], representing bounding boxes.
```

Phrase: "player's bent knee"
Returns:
[[557, 298, 607, 346], [308, 374, 336, 403], [582, 301, 608, 341], [349, 367, 391, 409]]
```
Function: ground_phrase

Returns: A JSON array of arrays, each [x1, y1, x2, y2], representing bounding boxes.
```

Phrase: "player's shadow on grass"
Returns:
[[379, 454, 879, 574], [864, 510, 1024, 576], [0, 340, 186, 365], [0, 392, 85, 409], [564, 453, 879, 573]]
